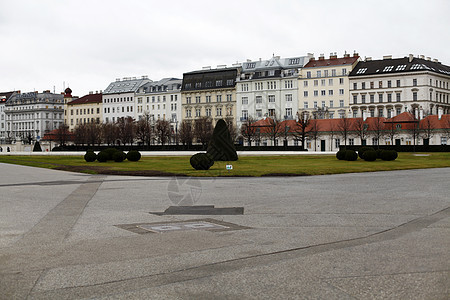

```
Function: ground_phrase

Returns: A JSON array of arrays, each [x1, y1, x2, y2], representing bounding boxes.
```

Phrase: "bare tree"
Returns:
[[267, 115, 283, 146], [328, 120, 336, 151], [354, 118, 368, 145], [155, 119, 172, 146], [194, 117, 213, 147], [102, 122, 118, 146], [55, 123, 70, 146], [225, 118, 238, 144], [179, 120, 194, 146], [73, 124, 88, 146], [136, 113, 153, 146], [117, 117, 135, 145], [86, 123, 102, 146], [420, 117, 434, 145], [240, 116, 258, 146], [371, 117, 385, 148], [385, 120, 398, 145], [293, 111, 310, 150], [308, 119, 321, 151], [337, 116, 351, 148]]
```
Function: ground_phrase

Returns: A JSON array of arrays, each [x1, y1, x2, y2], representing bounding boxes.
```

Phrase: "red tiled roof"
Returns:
[[304, 56, 359, 68], [67, 93, 102, 105], [42, 128, 74, 141]]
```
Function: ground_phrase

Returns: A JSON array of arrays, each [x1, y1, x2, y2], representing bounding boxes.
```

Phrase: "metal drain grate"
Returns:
[[116, 218, 250, 234]]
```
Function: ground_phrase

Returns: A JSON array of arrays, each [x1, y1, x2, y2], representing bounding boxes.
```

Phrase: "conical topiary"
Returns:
[[207, 119, 238, 161], [33, 141, 42, 152]]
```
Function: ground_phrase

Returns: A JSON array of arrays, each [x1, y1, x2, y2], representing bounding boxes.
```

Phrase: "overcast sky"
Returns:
[[1, 0, 449, 97]]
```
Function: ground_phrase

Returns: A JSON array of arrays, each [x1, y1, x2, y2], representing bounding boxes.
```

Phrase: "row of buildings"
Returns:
[[1, 52, 449, 148]]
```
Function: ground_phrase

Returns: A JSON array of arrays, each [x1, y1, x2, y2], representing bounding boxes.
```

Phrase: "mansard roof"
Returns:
[[67, 92, 102, 105], [350, 56, 450, 77], [182, 67, 239, 92], [0, 91, 17, 103], [103, 77, 151, 95], [242, 55, 309, 72]]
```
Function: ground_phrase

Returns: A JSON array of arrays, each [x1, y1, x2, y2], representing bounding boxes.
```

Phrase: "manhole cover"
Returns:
[[116, 218, 250, 234]]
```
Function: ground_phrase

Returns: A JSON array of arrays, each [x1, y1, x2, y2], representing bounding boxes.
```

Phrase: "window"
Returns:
[[342, 69, 347, 75], [370, 82, 374, 89], [353, 95, 357, 104], [396, 108, 401, 115], [396, 93, 401, 102], [216, 107, 222, 116], [206, 108, 211, 117], [227, 79, 233, 86], [329, 112, 334, 118], [285, 94, 292, 102], [324, 70, 329, 77], [378, 109, 383, 117], [379, 81, 383, 88], [195, 96, 201, 103], [370, 109, 375, 117], [383, 66, 394, 72], [349, 138, 354, 146], [379, 94, 383, 102], [285, 108, 292, 117], [256, 109, 262, 118], [370, 94, 375, 103], [329, 100, 334, 108], [339, 100, 344, 107], [241, 110, 248, 120], [268, 95, 275, 102], [413, 92, 418, 101], [186, 97, 191, 104], [329, 90, 333, 96], [396, 80, 401, 87], [356, 68, 367, 74], [339, 89, 344, 95], [388, 80, 392, 88], [206, 95, 211, 103], [335, 138, 340, 149], [362, 82, 366, 89], [321, 90, 326, 96], [387, 93, 392, 102], [256, 96, 262, 103], [353, 83, 357, 90], [304, 102, 308, 109], [353, 110, 357, 118], [339, 78, 344, 85], [396, 65, 406, 71], [304, 81, 308, 87], [314, 91, 318, 97], [413, 79, 417, 86], [216, 95, 222, 102], [307, 71, 311, 78], [268, 109, 275, 116], [317, 71, 321, 78], [226, 94, 232, 102], [361, 95, 366, 104], [441, 137, 448, 145], [314, 80, 318, 86], [242, 97, 248, 105], [313, 101, 317, 108], [332, 69, 336, 76], [329, 79, 333, 85], [216, 80, 222, 86]]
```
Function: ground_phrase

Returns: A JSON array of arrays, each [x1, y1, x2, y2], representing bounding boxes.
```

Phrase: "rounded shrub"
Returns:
[[97, 150, 109, 162], [376, 149, 383, 159], [336, 150, 346, 160], [381, 150, 398, 161], [358, 146, 375, 159], [344, 149, 358, 161], [104, 148, 119, 161], [190, 153, 214, 170], [84, 151, 97, 162], [362, 150, 377, 161], [127, 150, 141, 162], [113, 151, 126, 162]]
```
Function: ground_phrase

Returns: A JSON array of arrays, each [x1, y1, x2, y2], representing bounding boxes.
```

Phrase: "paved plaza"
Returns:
[[0, 162, 449, 299]]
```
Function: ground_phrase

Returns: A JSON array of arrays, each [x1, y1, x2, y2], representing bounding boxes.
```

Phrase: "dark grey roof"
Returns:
[[7, 91, 63, 105], [242, 56, 309, 72], [103, 77, 152, 94], [349, 57, 450, 77], [182, 68, 239, 92]]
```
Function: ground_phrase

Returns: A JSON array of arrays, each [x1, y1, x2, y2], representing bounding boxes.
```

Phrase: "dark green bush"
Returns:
[[104, 148, 119, 160], [113, 151, 126, 162], [358, 146, 374, 159], [190, 153, 214, 170], [336, 150, 346, 160], [381, 150, 398, 161], [84, 151, 97, 162], [362, 150, 377, 161], [97, 151, 109, 162], [376, 149, 383, 159], [344, 150, 358, 161], [127, 150, 141, 161]]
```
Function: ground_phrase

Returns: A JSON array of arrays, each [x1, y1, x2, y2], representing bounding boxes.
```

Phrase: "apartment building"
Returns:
[[299, 53, 360, 119], [65, 92, 103, 131], [235, 54, 311, 129], [349, 55, 450, 119]]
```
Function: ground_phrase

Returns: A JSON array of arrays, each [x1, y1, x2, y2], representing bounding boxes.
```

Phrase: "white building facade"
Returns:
[[102, 76, 151, 123], [349, 55, 450, 119], [235, 55, 310, 129], [4, 91, 64, 143]]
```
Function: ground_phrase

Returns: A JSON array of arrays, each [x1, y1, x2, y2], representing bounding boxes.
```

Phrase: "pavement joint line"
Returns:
[[12, 175, 105, 248], [319, 269, 450, 280], [26, 205, 450, 298]]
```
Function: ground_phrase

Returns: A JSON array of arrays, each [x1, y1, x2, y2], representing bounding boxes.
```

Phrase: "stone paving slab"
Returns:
[[0, 163, 449, 299]]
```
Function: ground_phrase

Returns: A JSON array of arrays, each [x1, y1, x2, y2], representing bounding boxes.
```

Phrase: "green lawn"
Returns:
[[0, 153, 449, 177]]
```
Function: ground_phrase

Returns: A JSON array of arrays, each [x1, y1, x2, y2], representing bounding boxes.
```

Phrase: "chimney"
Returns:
[[433, 59, 439, 63], [419, 55, 425, 59], [365, 57, 372, 62], [353, 51, 359, 57], [383, 55, 392, 60], [246, 59, 251, 62], [330, 52, 337, 59], [409, 54, 414, 63], [202, 66, 211, 70], [318, 54, 325, 61], [426, 57, 431, 61], [89, 91, 93, 95]]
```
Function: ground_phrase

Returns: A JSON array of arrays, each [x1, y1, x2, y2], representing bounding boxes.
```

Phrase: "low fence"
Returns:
[[51, 145, 308, 152], [339, 145, 450, 152]]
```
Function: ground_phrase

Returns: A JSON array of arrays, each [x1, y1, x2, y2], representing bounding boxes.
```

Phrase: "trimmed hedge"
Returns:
[[381, 150, 398, 161], [336, 150, 346, 160], [190, 153, 214, 170], [362, 150, 377, 161], [84, 151, 97, 162], [113, 151, 126, 162], [358, 146, 374, 159], [344, 150, 358, 161], [127, 150, 141, 161], [97, 151, 109, 162]]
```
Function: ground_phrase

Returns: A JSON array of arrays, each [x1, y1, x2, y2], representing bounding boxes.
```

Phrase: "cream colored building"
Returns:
[[299, 53, 360, 119], [181, 66, 240, 127], [65, 92, 103, 131]]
